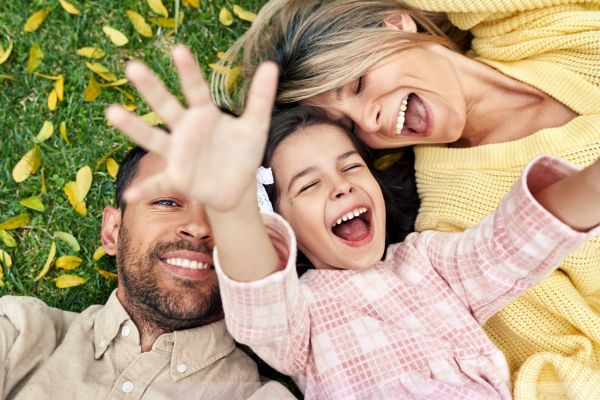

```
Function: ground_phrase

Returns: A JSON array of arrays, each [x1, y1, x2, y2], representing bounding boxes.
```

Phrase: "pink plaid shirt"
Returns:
[[215, 156, 599, 400]]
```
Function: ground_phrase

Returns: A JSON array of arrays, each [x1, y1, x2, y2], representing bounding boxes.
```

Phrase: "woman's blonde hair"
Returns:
[[211, 0, 469, 113]]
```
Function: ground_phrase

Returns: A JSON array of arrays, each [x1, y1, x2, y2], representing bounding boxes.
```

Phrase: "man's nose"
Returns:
[[177, 204, 212, 242]]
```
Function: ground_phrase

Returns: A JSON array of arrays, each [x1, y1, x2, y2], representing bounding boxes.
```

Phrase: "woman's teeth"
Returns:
[[165, 258, 211, 270], [332, 207, 368, 227], [395, 95, 409, 135]]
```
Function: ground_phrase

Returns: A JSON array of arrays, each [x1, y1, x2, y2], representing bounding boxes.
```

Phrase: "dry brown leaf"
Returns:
[[148, 0, 169, 17], [83, 75, 102, 101], [182, 0, 199, 8], [219, 7, 233, 26], [127, 10, 153, 37], [27, 44, 44, 73], [232, 5, 256, 23], [76, 47, 105, 59], [34, 120, 54, 143], [96, 268, 118, 280], [106, 157, 119, 179], [102, 26, 128, 46], [59, 121, 70, 145], [0, 230, 16, 248], [0, 38, 13, 65], [0, 214, 30, 230], [55, 274, 87, 288], [12, 145, 41, 183], [19, 195, 45, 212], [85, 62, 116, 81], [34, 241, 56, 281], [24, 9, 51, 32], [93, 246, 106, 260], [58, 0, 81, 15], [76, 165, 93, 198], [55, 255, 82, 270], [64, 181, 87, 216]]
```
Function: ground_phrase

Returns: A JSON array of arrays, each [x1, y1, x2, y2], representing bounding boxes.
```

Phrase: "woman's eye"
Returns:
[[355, 76, 363, 95], [155, 199, 178, 207]]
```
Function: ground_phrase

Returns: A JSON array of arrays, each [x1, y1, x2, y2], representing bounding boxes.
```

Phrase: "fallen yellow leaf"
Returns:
[[12, 145, 42, 183], [148, 0, 169, 17], [41, 167, 47, 193], [95, 145, 122, 171], [140, 111, 163, 126], [34, 120, 54, 143], [19, 195, 45, 212], [85, 62, 116, 81], [76, 47, 105, 59], [54, 231, 80, 253], [232, 5, 257, 23], [226, 66, 242, 93], [0, 249, 12, 268], [102, 26, 128, 46], [374, 152, 403, 170], [35, 241, 56, 281], [219, 7, 233, 26], [122, 103, 137, 111], [0, 74, 16, 80], [113, 86, 136, 102], [33, 72, 60, 80], [96, 268, 118, 280], [55, 274, 87, 288], [58, 0, 81, 15], [0, 230, 16, 247], [0, 214, 30, 230], [27, 44, 44, 73], [24, 9, 51, 32], [48, 89, 58, 111], [106, 158, 119, 179], [93, 246, 106, 261], [0, 38, 13, 64], [55, 255, 82, 270], [76, 165, 93, 198], [83, 75, 102, 101], [127, 10, 153, 37], [148, 13, 183, 28], [64, 182, 87, 216], [217, 51, 235, 62], [55, 75, 64, 101], [208, 63, 230, 75], [99, 78, 129, 87], [183, 0, 199, 8], [60, 121, 70, 145]]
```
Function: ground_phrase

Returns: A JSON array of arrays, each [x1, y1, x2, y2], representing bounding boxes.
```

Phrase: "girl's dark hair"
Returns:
[[263, 106, 419, 275]]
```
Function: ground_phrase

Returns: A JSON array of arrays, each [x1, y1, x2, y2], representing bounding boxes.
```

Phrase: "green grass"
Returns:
[[0, 0, 269, 311]]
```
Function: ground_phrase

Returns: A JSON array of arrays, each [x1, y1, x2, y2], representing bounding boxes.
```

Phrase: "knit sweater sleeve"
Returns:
[[402, 0, 600, 14], [401, 155, 600, 324], [214, 212, 311, 377]]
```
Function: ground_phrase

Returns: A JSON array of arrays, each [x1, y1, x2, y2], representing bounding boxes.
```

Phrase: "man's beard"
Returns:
[[117, 227, 223, 333]]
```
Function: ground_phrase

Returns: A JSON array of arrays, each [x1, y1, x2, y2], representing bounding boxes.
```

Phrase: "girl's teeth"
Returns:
[[332, 207, 368, 227]]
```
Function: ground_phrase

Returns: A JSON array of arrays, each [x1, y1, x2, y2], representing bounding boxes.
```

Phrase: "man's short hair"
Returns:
[[115, 146, 148, 210]]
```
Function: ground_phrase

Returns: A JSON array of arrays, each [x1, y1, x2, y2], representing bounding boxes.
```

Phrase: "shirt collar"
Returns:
[[93, 290, 236, 381]]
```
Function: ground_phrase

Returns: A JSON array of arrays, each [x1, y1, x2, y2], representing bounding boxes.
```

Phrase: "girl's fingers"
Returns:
[[172, 45, 212, 108], [242, 62, 279, 131], [125, 61, 185, 128], [122, 172, 172, 204], [105, 105, 171, 155]]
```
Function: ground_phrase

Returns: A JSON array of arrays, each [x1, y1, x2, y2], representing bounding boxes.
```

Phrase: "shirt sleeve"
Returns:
[[214, 212, 311, 377], [397, 155, 600, 324]]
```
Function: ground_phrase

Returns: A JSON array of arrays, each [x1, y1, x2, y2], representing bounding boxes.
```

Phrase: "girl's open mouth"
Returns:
[[331, 206, 374, 247]]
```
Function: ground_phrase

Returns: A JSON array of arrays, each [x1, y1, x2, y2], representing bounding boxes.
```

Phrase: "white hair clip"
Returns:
[[256, 166, 274, 212]]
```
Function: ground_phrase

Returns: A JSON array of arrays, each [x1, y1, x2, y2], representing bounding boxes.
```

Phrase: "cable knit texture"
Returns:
[[404, 0, 600, 398]]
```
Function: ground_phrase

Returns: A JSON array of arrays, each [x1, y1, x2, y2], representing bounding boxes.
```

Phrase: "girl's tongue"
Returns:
[[332, 218, 370, 242]]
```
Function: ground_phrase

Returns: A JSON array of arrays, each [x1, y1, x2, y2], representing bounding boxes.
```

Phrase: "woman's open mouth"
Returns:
[[331, 206, 374, 247], [394, 93, 431, 137]]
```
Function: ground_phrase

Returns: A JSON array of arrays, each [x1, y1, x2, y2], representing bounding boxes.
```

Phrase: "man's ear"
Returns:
[[101, 206, 121, 256], [383, 13, 417, 33]]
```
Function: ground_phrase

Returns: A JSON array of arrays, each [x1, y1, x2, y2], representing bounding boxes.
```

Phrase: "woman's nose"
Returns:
[[354, 101, 382, 134]]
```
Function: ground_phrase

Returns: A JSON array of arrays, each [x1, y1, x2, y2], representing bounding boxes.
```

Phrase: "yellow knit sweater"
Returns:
[[402, 0, 600, 399]]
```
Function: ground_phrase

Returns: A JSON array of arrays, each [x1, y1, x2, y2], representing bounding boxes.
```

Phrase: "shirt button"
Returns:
[[122, 381, 134, 393], [121, 325, 131, 337], [176, 363, 187, 373]]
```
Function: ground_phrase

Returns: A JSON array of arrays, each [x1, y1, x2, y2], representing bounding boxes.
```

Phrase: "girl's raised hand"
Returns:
[[105, 45, 278, 211]]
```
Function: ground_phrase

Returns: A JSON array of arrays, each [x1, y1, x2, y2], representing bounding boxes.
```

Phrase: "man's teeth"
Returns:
[[165, 258, 211, 270], [395, 95, 410, 134], [332, 207, 368, 227]]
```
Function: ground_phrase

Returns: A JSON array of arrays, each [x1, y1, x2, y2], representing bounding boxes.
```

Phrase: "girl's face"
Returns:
[[308, 46, 467, 149], [271, 124, 386, 270]]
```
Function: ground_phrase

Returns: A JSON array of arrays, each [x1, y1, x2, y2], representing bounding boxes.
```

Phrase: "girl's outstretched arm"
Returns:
[[105, 45, 282, 282]]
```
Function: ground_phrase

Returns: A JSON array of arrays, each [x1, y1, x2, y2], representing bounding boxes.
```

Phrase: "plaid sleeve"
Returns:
[[214, 212, 311, 376], [406, 155, 600, 324]]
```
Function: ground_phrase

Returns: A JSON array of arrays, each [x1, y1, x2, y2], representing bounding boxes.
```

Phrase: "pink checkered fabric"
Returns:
[[215, 156, 599, 400]]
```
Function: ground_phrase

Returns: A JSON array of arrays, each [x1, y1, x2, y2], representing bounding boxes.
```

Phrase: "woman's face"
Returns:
[[308, 46, 467, 149], [271, 124, 386, 270]]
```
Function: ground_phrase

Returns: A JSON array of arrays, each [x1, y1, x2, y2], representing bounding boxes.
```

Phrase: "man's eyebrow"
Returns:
[[287, 166, 316, 193]]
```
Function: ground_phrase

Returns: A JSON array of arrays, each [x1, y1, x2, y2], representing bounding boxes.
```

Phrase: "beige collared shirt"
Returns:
[[0, 291, 294, 399]]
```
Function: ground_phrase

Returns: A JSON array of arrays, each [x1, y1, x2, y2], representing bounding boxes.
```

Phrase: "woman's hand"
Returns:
[[105, 45, 278, 212]]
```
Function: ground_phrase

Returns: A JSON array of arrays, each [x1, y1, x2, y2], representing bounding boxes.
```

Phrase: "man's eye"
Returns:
[[155, 199, 178, 207]]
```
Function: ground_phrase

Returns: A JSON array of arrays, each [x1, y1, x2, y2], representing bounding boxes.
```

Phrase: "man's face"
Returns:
[[102, 152, 222, 331]]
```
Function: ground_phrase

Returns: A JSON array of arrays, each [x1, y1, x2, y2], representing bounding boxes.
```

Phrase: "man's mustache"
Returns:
[[149, 239, 213, 260]]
